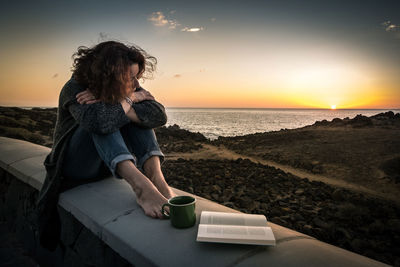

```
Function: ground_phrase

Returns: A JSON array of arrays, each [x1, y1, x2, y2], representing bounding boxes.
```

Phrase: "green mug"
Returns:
[[162, 196, 196, 228]]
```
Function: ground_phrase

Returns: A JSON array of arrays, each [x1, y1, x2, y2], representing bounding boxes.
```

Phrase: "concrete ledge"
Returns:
[[0, 136, 387, 266]]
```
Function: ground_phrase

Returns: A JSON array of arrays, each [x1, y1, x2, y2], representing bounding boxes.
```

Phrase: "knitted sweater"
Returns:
[[36, 75, 167, 250]]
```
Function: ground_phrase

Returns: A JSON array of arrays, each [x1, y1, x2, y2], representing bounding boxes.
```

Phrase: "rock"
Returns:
[[314, 119, 329, 126], [349, 114, 373, 127], [303, 204, 314, 210], [270, 207, 282, 217], [312, 165, 323, 174], [311, 160, 319, 166], [238, 196, 253, 207], [221, 194, 232, 202], [280, 207, 291, 213], [270, 217, 287, 225], [335, 227, 352, 239], [211, 193, 220, 201], [260, 203, 269, 211], [312, 217, 331, 229], [379, 157, 400, 179], [387, 219, 400, 233], [202, 193, 211, 200], [332, 118, 342, 124], [293, 213, 305, 221], [211, 185, 221, 193], [294, 189, 304, 195], [222, 202, 235, 209], [247, 201, 259, 212], [350, 238, 368, 252], [368, 220, 385, 234], [278, 201, 288, 207], [332, 189, 345, 201], [302, 224, 313, 235], [295, 220, 306, 228]]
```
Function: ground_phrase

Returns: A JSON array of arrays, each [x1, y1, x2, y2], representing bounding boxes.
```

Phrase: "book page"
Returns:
[[197, 224, 275, 245], [200, 211, 267, 227]]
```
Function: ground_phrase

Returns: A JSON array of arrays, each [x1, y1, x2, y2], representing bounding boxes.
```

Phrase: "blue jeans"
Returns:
[[62, 122, 164, 180]]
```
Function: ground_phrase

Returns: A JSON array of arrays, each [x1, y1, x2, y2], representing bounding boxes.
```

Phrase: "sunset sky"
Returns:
[[1, 0, 399, 109]]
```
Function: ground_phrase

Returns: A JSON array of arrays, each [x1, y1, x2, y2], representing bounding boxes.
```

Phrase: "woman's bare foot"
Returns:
[[150, 176, 177, 200], [117, 160, 168, 219], [134, 181, 169, 219], [143, 156, 177, 199]]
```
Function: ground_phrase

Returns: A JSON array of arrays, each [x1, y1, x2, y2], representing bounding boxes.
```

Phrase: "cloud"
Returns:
[[148, 11, 205, 33], [168, 20, 180, 29], [148, 11, 180, 29], [210, 18, 216, 22], [148, 11, 168, 26], [52, 73, 58, 78], [181, 27, 204, 32], [386, 24, 400, 32], [381, 20, 400, 32], [173, 74, 181, 78]]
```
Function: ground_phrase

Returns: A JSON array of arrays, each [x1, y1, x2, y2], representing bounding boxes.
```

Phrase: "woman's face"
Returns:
[[126, 63, 140, 95]]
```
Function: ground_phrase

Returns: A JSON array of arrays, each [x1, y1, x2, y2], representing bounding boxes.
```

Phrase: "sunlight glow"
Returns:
[[331, 105, 336, 110]]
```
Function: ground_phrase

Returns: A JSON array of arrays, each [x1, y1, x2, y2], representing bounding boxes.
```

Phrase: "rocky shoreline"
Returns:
[[163, 158, 400, 265], [1, 106, 399, 265]]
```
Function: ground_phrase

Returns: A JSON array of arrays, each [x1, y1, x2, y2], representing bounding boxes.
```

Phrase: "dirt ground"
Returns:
[[211, 113, 400, 204]]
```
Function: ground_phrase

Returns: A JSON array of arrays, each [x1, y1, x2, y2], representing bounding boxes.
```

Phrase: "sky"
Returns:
[[1, 0, 399, 109]]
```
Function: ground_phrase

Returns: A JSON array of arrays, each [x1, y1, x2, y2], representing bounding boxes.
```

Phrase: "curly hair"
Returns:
[[71, 41, 157, 104]]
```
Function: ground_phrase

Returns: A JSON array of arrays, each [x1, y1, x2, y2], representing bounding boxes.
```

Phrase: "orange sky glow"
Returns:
[[1, 1, 399, 109]]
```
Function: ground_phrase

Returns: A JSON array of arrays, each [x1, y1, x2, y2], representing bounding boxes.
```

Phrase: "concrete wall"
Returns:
[[0, 160, 131, 267], [0, 137, 387, 267]]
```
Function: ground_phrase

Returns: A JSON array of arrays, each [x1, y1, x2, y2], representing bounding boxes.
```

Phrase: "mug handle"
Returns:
[[161, 203, 170, 219]]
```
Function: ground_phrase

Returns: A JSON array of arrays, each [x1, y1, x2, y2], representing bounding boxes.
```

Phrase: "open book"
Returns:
[[196, 211, 276, 246]]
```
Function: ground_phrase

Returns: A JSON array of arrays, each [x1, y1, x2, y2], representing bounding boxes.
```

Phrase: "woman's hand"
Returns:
[[76, 89, 100, 105]]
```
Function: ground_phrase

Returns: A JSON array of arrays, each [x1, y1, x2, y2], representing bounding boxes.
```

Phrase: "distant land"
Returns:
[[5, 106, 399, 110]]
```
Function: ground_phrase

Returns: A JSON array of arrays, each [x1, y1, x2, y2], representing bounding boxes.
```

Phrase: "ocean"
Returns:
[[165, 108, 400, 140]]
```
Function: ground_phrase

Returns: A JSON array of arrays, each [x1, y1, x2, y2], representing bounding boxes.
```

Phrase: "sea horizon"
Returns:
[[164, 108, 400, 139], [1, 105, 399, 140], [1, 105, 399, 111]]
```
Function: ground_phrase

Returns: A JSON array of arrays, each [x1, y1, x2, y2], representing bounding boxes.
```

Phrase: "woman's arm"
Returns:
[[61, 79, 131, 134], [131, 100, 167, 128], [121, 97, 141, 123], [76, 86, 167, 129], [67, 100, 131, 135], [129, 87, 168, 129]]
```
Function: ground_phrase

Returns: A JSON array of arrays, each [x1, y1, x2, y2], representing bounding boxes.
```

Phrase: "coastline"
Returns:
[[165, 107, 400, 140], [0, 106, 399, 265], [12, 106, 399, 110]]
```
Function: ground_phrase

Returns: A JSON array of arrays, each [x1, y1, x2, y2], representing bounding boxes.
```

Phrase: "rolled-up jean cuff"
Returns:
[[137, 150, 165, 171], [110, 153, 136, 179]]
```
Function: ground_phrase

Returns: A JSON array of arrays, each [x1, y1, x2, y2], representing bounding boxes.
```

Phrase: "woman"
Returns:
[[36, 41, 176, 250]]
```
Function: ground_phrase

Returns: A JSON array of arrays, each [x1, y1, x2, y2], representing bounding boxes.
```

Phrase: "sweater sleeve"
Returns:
[[131, 87, 168, 129], [61, 78, 131, 135]]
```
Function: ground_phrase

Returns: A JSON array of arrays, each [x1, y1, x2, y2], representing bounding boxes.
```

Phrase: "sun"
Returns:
[[330, 105, 336, 110]]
